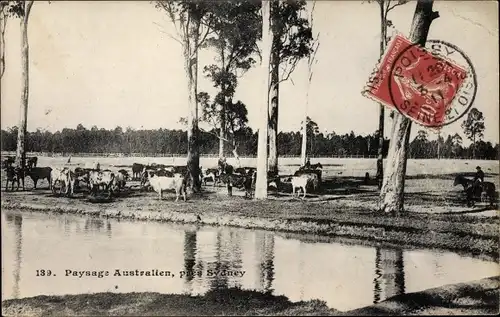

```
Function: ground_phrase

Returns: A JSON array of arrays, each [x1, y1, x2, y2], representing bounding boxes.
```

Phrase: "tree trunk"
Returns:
[[268, 0, 280, 175], [255, 0, 271, 199], [379, 0, 439, 215], [300, 99, 308, 167], [219, 52, 226, 159], [472, 134, 475, 159], [376, 1, 386, 189], [219, 89, 226, 159], [15, 1, 34, 169], [184, 17, 201, 192], [0, 12, 7, 79]]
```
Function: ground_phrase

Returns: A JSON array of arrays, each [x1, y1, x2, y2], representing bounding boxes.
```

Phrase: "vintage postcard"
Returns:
[[1, 0, 499, 316]]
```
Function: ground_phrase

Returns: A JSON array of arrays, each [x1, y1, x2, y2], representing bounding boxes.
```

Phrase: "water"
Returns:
[[1, 210, 498, 312]]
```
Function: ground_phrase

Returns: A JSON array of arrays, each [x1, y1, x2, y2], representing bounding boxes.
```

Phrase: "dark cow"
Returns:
[[219, 167, 255, 198], [132, 163, 144, 180], [4, 165, 25, 191], [202, 168, 220, 186], [25, 167, 52, 189], [2, 156, 15, 169], [27, 157, 38, 169]]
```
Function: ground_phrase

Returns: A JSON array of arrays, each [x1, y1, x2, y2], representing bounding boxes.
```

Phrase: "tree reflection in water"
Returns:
[[183, 230, 197, 293], [255, 231, 275, 293], [373, 247, 406, 304], [5, 213, 23, 299]]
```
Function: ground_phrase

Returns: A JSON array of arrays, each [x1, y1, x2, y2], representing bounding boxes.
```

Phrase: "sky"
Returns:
[[1, 0, 498, 145]]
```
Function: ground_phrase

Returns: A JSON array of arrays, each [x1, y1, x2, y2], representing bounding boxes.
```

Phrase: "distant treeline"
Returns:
[[1, 125, 498, 160]]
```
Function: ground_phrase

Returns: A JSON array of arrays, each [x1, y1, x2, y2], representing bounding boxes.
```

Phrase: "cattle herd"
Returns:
[[2, 156, 325, 201]]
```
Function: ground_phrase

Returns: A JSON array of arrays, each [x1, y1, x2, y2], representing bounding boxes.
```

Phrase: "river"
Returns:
[[1, 209, 498, 311]]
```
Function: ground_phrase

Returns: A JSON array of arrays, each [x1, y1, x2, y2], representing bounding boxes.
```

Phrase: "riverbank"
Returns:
[[2, 276, 498, 316], [1, 187, 499, 261]]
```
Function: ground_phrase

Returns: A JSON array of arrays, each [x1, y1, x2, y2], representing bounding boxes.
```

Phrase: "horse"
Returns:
[[453, 175, 497, 207]]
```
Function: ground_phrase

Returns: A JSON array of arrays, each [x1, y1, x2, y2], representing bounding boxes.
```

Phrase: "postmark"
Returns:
[[363, 33, 477, 129]]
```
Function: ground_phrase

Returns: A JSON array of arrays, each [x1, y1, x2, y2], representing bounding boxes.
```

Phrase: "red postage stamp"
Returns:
[[362, 34, 469, 129]]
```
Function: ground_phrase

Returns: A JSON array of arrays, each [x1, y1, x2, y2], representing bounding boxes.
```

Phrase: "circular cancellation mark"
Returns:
[[388, 39, 478, 129]]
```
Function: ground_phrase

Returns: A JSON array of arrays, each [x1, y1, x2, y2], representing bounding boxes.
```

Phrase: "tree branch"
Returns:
[[153, 21, 182, 45], [278, 56, 299, 85], [199, 127, 231, 143], [387, 0, 407, 13], [195, 21, 214, 52]]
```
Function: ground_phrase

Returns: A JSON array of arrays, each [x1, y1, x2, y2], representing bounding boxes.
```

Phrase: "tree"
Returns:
[[301, 1, 320, 166], [156, 1, 214, 192], [300, 116, 319, 154], [0, 1, 23, 79], [255, 0, 272, 200], [197, 91, 249, 148], [436, 132, 444, 159], [409, 130, 428, 158], [201, 1, 261, 158], [451, 133, 463, 158], [461, 107, 485, 159], [379, 0, 440, 215], [13, 0, 33, 169], [268, 0, 314, 174], [367, 0, 410, 188]]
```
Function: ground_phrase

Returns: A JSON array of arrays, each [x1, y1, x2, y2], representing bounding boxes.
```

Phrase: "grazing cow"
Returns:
[[4, 165, 25, 191], [202, 168, 220, 187], [50, 167, 71, 195], [132, 163, 144, 180], [112, 169, 129, 191], [88, 170, 115, 194], [25, 167, 52, 189], [71, 167, 92, 190], [140, 168, 158, 190], [234, 167, 256, 176], [27, 157, 38, 169], [149, 173, 187, 202], [219, 171, 254, 198]]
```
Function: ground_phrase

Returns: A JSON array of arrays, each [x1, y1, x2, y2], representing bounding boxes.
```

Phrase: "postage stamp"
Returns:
[[363, 33, 477, 129]]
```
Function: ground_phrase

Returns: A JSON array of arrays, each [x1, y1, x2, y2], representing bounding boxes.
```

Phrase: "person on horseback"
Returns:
[[305, 158, 311, 169], [469, 166, 485, 197], [474, 166, 484, 183]]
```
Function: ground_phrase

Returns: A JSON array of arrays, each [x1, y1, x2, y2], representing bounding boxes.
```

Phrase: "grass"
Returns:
[[2, 276, 498, 316]]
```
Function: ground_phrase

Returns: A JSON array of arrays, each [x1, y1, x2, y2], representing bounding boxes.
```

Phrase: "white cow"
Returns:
[[88, 170, 115, 194], [50, 167, 71, 195], [291, 173, 319, 199], [149, 173, 186, 202]]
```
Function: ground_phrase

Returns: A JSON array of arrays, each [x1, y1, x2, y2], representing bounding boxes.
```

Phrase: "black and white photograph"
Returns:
[[1, 0, 499, 315]]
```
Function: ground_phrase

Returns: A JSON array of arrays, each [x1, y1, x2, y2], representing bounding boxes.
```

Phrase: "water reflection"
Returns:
[[183, 230, 197, 292], [5, 214, 23, 299], [373, 247, 405, 304], [2, 210, 498, 312], [255, 232, 275, 293]]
